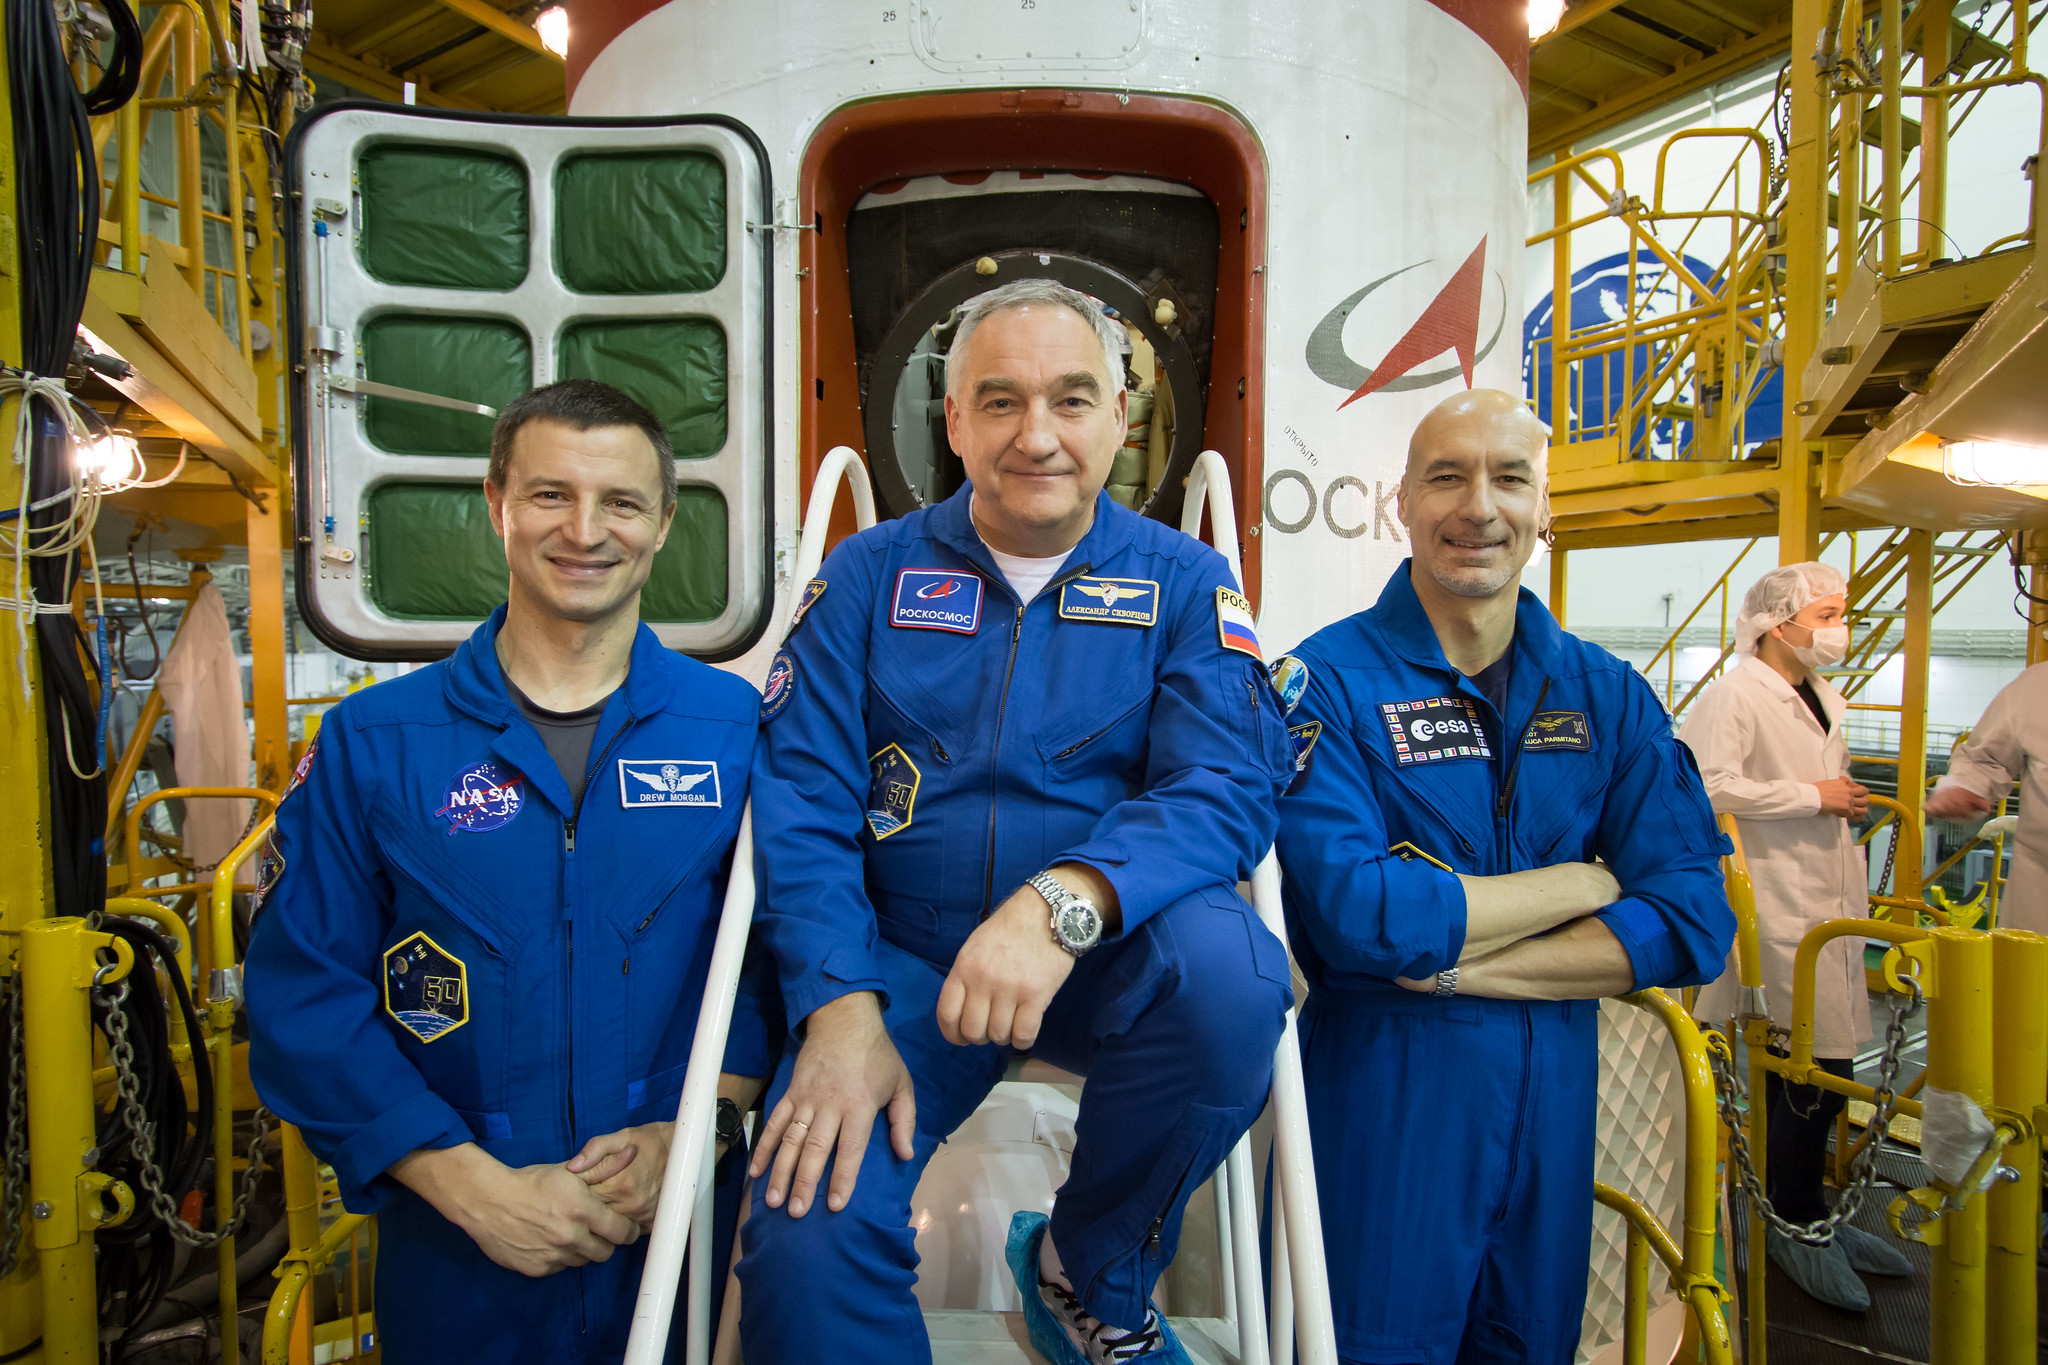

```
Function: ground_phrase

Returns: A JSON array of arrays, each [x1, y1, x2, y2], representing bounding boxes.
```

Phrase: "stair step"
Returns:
[[925, 1312, 1244, 1364]]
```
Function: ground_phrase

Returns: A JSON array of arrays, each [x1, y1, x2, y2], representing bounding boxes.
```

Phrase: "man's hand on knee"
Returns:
[[751, 992, 916, 1218], [389, 1143, 640, 1277], [937, 875, 1091, 1050]]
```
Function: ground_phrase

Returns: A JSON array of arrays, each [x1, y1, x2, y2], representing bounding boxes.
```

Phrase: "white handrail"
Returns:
[[623, 812, 757, 1365], [1180, 449, 1243, 589], [1177, 446, 1337, 1364], [624, 444, 878, 1365], [796, 445, 877, 587], [1251, 852, 1339, 1365]]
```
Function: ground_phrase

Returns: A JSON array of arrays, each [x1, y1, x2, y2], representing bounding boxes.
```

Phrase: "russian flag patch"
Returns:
[[1215, 586, 1262, 661]]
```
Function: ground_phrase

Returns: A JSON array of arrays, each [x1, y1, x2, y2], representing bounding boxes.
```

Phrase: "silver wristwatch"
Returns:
[[1433, 967, 1460, 997], [1028, 872, 1103, 957]]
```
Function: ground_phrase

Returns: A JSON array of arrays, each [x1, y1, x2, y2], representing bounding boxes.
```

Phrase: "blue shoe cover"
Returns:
[[1005, 1211, 1192, 1364], [1767, 1229, 1870, 1312], [1834, 1222, 1913, 1277]]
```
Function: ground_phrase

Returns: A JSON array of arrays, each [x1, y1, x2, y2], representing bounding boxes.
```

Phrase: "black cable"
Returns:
[[120, 522, 162, 682], [92, 919, 215, 1348], [12, 0, 109, 907], [80, 0, 142, 116]]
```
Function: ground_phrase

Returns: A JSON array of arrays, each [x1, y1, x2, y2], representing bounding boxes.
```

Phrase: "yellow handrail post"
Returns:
[[21, 921, 138, 1364], [1986, 929, 2045, 1363], [1925, 927, 1991, 1364], [208, 815, 274, 1365], [1623, 1224, 1648, 1365]]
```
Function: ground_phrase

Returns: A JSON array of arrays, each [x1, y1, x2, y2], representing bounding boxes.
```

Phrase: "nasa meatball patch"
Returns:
[[383, 931, 469, 1043], [436, 760, 524, 835], [619, 758, 721, 808], [891, 569, 983, 634], [1378, 697, 1493, 766], [1058, 576, 1159, 627]]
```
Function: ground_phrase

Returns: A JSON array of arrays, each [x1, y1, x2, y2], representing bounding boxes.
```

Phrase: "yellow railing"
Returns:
[[1597, 989, 1735, 1365], [116, 786, 279, 917], [1708, 811, 2044, 1364]]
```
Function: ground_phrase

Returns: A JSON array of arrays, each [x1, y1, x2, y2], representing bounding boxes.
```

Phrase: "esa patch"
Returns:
[[866, 743, 920, 839], [892, 568, 983, 634], [1524, 710, 1593, 752], [760, 650, 796, 721], [436, 760, 524, 835], [1058, 576, 1159, 627], [1379, 697, 1492, 766], [1287, 719, 1322, 773], [619, 758, 721, 808], [1269, 655, 1310, 716], [787, 578, 827, 637], [1215, 587, 1262, 660], [383, 931, 468, 1043], [1389, 841, 1454, 873]]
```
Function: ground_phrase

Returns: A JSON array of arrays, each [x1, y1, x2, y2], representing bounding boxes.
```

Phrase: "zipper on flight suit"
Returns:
[[979, 562, 1095, 919], [557, 716, 630, 1338], [1491, 678, 1552, 860]]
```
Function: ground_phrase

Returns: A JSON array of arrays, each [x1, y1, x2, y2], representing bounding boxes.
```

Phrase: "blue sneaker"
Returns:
[[1005, 1211, 1191, 1364]]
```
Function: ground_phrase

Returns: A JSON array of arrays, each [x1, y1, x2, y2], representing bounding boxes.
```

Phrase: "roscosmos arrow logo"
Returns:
[[1305, 238, 1506, 409]]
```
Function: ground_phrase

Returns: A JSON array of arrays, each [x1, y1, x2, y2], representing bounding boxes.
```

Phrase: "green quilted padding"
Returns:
[[362, 315, 532, 457], [357, 144, 530, 291], [555, 151, 726, 294], [365, 482, 507, 620], [363, 482, 729, 624], [642, 487, 729, 622], [557, 318, 727, 458]]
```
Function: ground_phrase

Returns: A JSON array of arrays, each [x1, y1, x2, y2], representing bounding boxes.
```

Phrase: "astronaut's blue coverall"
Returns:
[[246, 609, 777, 1365], [1272, 566, 1733, 1365], [740, 485, 1295, 1362]]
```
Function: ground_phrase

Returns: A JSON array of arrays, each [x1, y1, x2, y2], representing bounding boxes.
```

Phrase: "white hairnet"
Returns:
[[1734, 562, 1848, 654]]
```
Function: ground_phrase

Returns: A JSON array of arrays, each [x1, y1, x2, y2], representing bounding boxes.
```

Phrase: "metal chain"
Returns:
[[98, 978, 272, 1248], [0, 978, 30, 1280], [1707, 974, 1922, 1247]]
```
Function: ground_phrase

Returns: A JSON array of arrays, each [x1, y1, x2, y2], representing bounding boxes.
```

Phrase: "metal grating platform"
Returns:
[[1726, 1144, 2048, 1363]]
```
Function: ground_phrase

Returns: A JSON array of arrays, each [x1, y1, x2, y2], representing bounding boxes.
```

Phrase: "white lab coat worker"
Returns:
[[1924, 661, 2048, 933], [1679, 562, 1908, 1311]]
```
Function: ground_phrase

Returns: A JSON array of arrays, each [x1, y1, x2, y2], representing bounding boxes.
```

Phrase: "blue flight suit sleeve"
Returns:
[[751, 540, 890, 1030], [1588, 670, 1736, 992], [1273, 656, 1470, 979], [1056, 555, 1293, 930], [245, 712, 473, 1213]]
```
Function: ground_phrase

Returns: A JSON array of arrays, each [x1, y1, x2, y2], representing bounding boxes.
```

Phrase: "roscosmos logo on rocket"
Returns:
[[891, 568, 984, 634], [1305, 238, 1509, 408]]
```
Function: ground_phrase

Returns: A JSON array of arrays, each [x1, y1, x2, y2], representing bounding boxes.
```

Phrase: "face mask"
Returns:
[[1784, 622, 1848, 668]]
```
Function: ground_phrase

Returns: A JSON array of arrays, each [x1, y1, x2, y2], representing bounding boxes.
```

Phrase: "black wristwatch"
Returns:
[[715, 1096, 744, 1151]]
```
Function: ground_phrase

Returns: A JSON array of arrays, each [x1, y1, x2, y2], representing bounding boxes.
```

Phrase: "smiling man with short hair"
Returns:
[[248, 379, 772, 1364], [1269, 389, 1735, 1364], [739, 279, 1293, 1364]]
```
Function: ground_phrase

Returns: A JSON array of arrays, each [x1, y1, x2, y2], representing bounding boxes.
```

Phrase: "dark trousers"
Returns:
[[1765, 1055, 1856, 1224]]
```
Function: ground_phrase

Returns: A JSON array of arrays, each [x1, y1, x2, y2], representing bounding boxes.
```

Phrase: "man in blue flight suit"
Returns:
[[738, 280, 1295, 1365], [247, 380, 775, 1364], [1270, 389, 1734, 1364]]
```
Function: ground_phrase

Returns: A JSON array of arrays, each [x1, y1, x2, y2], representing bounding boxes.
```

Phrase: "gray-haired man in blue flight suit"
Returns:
[[738, 280, 1295, 1365], [1270, 389, 1734, 1364]]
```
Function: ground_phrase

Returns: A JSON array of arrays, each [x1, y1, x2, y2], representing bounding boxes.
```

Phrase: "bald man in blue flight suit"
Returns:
[[738, 280, 1294, 1365], [247, 381, 774, 1364], [1271, 390, 1734, 1365]]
